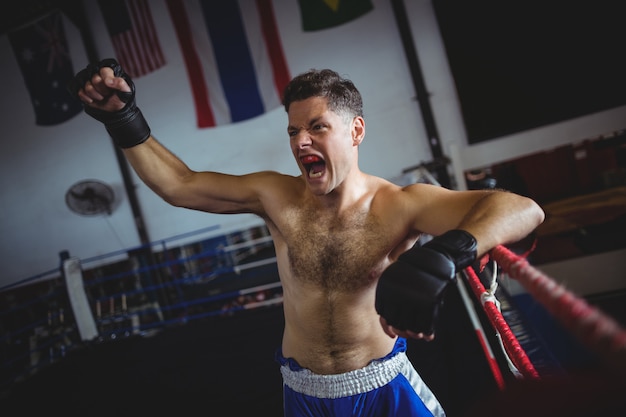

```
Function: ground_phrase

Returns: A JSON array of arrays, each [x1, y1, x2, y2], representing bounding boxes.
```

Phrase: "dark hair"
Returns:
[[282, 69, 363, 118]]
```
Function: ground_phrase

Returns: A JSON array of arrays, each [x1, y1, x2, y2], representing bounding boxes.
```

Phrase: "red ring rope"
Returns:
[[491, 245, 626, 374]]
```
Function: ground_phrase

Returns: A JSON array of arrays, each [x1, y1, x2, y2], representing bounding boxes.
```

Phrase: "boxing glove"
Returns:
[[375, 229, 477, 335], [68, 58, 150, 148]]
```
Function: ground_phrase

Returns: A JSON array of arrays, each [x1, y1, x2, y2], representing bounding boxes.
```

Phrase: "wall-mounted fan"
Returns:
[[65, 179, 115, 216]]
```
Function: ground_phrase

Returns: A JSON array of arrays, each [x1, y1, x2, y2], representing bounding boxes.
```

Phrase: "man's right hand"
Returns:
[[68, 58, 151, 148]]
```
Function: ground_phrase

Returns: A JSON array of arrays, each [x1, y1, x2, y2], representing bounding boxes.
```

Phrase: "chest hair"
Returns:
[[286, 207, 391, 292]]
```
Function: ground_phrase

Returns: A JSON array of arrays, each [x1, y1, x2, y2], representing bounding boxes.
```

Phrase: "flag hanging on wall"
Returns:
[[166, 0, 291, 128], [8, 11, 83, 126], [97, 0, 166, 78], [298, 0, 374, 31]]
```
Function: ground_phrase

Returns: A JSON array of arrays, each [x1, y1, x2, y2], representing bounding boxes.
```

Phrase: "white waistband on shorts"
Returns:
[[280, 351, 408, 399]]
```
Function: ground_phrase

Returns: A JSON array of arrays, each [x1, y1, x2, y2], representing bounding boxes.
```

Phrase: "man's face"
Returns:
[[287, 97, 362, 195]]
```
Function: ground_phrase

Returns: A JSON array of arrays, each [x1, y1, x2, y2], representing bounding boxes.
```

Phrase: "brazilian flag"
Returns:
[[298, 0, 374, 31]]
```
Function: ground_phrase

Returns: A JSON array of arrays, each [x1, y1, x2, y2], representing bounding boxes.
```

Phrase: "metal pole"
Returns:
[[390, 0, 452, 188]]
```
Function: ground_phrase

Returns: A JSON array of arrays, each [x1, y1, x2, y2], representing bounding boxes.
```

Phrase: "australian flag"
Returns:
[[8, 11, 83, 126]]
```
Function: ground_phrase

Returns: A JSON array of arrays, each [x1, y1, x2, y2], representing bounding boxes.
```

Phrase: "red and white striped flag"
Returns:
[[97, 0, 166, 78], [165, 0, 290, 127]]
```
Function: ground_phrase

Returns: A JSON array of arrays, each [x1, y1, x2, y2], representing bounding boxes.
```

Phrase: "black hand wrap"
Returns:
[[375, 229, 477, 335], [68, 58, 151, 149]]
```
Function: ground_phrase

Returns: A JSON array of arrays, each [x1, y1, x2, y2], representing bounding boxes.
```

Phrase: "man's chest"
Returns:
[[274, 207, 397, 291]]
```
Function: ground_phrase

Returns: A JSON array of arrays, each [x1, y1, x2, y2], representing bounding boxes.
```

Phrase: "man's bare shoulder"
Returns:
[[249, 170, 300, 179], [371, 177, 444, 201], [369, 178, 462, 235], [400, 181, 443, 193], [249, 170, 307, 206], [247, 170, 303, 187]]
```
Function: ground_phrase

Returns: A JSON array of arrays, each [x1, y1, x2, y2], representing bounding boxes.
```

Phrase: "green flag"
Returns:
[[298, 0, 374, 31]]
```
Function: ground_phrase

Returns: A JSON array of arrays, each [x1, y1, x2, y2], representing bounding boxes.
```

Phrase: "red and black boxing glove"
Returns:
[[67, 58, 150, 149], [375, 229, 477, 335]]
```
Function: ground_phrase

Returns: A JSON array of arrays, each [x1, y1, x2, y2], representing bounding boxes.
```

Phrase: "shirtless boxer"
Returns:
[[69, 60, 544, 416]]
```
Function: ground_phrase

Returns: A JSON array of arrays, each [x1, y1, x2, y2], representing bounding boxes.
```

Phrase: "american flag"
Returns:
[[97, 0, 166, 78]]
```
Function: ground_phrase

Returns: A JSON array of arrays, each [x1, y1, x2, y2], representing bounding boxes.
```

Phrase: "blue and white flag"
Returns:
[[8, 11, 83, 126], [165, 0, 290, 128]]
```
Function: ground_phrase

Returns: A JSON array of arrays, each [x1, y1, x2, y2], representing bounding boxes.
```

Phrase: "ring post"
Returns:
[[60, 251, 99, 341]]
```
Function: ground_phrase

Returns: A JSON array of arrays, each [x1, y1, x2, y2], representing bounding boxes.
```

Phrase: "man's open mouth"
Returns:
[[301, 155, 325, 179]]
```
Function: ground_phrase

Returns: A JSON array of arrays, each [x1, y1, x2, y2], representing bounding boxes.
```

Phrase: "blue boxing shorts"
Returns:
[[276, 337, 445, 417]]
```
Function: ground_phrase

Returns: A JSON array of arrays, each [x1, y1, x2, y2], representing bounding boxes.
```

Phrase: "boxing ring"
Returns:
[[1, 168, 626, 414]]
